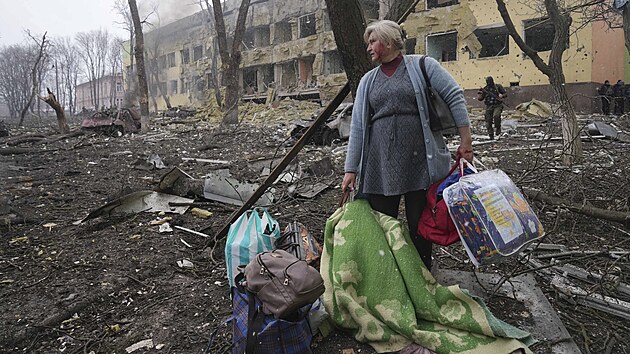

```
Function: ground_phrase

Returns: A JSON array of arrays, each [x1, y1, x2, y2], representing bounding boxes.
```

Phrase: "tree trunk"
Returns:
[[38, 88, 70, 134], [202, 0, 223, 108], [383, 0, 418, 24], [623, 4, 630, 55], [323, 0, 372, 98], [211, 0, 251, 125], [495, 0, 582, 165], [128, 0, 150, 133]]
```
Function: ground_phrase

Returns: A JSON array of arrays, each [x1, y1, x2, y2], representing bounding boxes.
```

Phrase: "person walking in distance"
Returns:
[[341, 20, 473, 270], [477, 76, 507, 140], [597, 80, 612, 115], [612, 80, 625, 116]]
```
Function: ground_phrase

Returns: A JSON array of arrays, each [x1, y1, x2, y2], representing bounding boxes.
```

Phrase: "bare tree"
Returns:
[[128, 0, 150, 133], [107, 38, 123, 107], [0, 44, 35, 119], [75, 29, 113, 111], [210, 0, 252, 124], [55, 37, 81, 116], [495, 0, 582, 165], [20, 32, 50, 125], [199, 0, 223, 108]]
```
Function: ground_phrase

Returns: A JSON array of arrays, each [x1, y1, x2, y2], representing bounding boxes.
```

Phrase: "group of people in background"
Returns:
[[598, 79, 629, 116]]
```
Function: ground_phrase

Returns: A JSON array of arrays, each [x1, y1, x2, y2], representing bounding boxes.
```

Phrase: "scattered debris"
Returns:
[[176, 259, 194, 269], [173, 225, 210, 238], [191, 208, 212, 219], [514, 99, 553, 117], [156, 167, 274, 206], [125, 339, 154, 353], [181, 157, 229, 164], [587, 121, 630, 142], [75, 191, 193, 224], [158, 223, 173, 233], [163, 106, 196, 118], [81, 108, 141, 135]]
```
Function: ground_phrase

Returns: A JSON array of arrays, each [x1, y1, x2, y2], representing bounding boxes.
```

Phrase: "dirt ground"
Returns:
[[1, 101, 629, 354]]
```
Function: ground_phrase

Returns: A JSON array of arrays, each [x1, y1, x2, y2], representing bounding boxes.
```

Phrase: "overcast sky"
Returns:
[[0, 0, 200, 46]]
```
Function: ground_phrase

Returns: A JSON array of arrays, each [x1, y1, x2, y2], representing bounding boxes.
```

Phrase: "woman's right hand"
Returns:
[[341, 172, 356, 193]]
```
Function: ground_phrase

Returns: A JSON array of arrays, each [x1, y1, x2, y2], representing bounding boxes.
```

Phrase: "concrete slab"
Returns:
[[435, 269, 581, 354]]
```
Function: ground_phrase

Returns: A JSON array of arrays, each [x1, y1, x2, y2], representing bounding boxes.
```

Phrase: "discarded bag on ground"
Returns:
[[243, 249, 325, 319], [418, 159, 476, 246], [275, 221, 322, 265], [225, 208, 281, 288], [231, 276, 313, 354], [444, 169, 545, 266]]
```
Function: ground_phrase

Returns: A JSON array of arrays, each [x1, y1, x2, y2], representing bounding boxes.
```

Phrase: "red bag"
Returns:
[[418, 159, 474, 246]]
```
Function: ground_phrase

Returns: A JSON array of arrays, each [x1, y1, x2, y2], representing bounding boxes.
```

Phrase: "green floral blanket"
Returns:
[[320, 200, 535, 354]]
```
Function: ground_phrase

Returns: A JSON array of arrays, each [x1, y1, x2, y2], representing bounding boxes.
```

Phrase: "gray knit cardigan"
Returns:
[[344, 54, 470, 188]]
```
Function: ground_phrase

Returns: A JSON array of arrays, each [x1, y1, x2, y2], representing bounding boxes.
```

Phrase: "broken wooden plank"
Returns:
[[553, 263, 630, 298], [181, 157, 230, 164], [211, 83, 351, 238], [552, 275, 630, 320], [536, 250, 629, 260], [173, 225, 209, 238]]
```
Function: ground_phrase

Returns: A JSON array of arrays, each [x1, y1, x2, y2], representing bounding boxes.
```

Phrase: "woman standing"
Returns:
[[341, 20, 473, 270]]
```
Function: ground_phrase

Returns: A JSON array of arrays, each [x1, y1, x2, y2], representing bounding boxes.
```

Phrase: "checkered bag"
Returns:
[[231, 280, 313, 354]]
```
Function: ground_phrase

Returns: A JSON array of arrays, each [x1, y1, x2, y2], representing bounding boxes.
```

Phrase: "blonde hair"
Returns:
[[364, 20, 405, 51]]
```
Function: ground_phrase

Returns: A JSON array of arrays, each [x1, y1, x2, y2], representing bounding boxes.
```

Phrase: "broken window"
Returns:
[[169, 80, 178, 94], [524, 18, 557, 52], [167, 52, 176, 68], [426, 31, 457, 62], [298, 14, 316, 38], [243, 68, 258, 94], [278, 61, 298, 89], [242, 26, 271, 49], [116, 82, 123, 92], [323, 50, 344, 75], [254, 26, 270, 47], [158, 55, 167, 69], [274, 21, 292, 44], [193, 45, 203, 61], [243, 29, 255, 50], [195, 76, 205, 92], [180, 79, 186, 93], [474, 26, 509, 58], [181, 48, 190, 64], [298, 56, 315, 88], [405, 38, 417, 55], [427, 0, 459, 9]]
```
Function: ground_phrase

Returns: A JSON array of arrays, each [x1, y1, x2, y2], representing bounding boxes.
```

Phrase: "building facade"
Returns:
[[123, 0, 627, 113], [76, 74, 125, 112], [404, 0, 627, 112]]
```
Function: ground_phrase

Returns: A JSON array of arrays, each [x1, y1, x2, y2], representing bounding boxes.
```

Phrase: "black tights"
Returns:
[[367, 190, 432, 270]]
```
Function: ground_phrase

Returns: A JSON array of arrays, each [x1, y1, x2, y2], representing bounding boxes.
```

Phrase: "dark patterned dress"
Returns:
[[363, 60, 430, 196]]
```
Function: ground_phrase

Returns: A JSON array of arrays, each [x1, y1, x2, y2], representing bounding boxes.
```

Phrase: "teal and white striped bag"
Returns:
[[225, 208, 281, 288]]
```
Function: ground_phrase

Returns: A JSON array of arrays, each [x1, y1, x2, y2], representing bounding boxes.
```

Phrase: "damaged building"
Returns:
[[404, 0, 628, 113], [123, 0, 628, 113]]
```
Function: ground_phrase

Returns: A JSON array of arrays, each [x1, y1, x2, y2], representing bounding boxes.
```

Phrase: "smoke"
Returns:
[[139, 0, 199, 28]]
